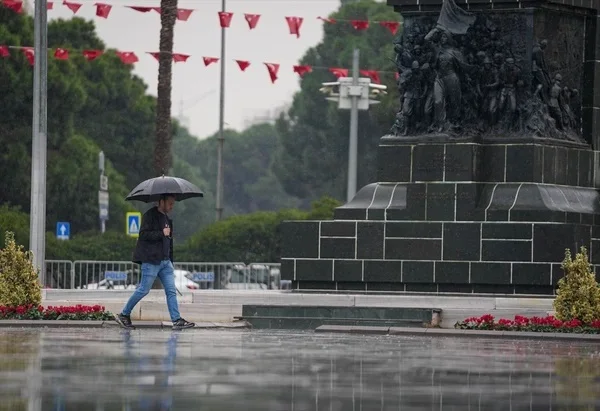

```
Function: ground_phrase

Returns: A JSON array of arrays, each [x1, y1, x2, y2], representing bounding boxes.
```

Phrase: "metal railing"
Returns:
[[43, 260, 283, 290]]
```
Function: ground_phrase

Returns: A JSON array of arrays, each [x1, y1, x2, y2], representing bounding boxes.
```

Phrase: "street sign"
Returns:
[[192, 272, 215, 282], [98, 191, 109, 206], [56, 222, 70, 240], [99, 205, 108, 219], [104, 271, 128, 281], [126, 212, 141, 237], [99, 191, 109, 222], [100, 175, 108, 191]]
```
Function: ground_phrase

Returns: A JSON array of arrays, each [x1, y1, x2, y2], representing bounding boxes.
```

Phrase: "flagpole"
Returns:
[[215, 0, 226, 221]]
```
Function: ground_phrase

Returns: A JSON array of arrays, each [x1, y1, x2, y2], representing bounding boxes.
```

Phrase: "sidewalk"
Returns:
[[42, 290, 556, 328]]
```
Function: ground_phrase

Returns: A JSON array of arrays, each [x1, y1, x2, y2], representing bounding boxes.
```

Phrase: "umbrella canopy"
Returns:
[[125, 175, 204, 203]]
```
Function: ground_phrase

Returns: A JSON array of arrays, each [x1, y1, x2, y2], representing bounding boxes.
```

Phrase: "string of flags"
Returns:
[[0, 45, 397, 83], [0, 0, 402, 37]]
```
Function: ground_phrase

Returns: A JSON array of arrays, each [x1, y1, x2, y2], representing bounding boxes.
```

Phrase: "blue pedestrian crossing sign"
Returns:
[[126, 212, 142, 238], [56, 222, 70, 241]]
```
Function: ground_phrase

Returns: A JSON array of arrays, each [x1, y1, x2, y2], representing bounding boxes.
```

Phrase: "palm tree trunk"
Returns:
[[154, 0, 178, 176]]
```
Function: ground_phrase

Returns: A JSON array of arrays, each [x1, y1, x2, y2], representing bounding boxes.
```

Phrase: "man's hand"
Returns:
[[163, 226, 171, 237]]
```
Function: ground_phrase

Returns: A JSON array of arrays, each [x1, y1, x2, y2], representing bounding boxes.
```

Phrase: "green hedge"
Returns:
[[0, 196, 341, 263]]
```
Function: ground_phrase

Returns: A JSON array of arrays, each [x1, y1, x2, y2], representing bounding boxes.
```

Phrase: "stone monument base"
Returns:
[[280, 140, 600, 295]]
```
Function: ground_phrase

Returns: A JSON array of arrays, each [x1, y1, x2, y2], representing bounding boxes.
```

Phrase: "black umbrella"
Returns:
[[125, 175, 204, 202]]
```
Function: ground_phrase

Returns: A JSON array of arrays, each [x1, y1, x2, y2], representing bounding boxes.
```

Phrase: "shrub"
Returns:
[[554, 247, 600, 324], [0, 231, 42, 307]]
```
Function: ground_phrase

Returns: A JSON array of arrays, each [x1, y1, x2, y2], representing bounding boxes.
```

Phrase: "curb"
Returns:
[[314, 325, 600, 341], [0, 320, 252, 330]]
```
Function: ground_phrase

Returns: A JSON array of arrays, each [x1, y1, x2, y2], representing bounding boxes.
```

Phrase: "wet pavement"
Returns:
[[0, 328, 599, 410]]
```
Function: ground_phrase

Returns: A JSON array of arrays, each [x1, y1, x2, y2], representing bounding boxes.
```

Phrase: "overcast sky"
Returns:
[[45, 0, 344, 139]]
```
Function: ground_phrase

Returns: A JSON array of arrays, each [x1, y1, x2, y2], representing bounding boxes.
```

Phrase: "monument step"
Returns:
[[236, 305, 442, 329], [234, 316, 429, 330]]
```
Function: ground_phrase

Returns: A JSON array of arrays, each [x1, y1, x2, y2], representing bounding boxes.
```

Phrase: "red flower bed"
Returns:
[[0, 304, 114, 321], [455, 314, 600, 334]]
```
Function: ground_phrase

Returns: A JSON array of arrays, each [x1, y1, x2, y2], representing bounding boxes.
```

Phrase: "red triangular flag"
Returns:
[[83, 49, 103, 61], [0, 46, 9, 58], [116, 51, 138, 64], [22, 47, 34, 66], [218, 11, 233, 28], [95, 3, 111, 18], [329, 67, 348, 78], [380, 21, 400, 35], [63, 1, 82, 13], [128, 6, 154, 12], [360, 70, 381, 84], [293, 65, 312, 77], [244, 13, 260, 29], [317, 16, 336, 24], [47, 2, 53, 9], [173, 53, 189, 63], [235, 60, 250, 71], [351, 20, 369, 31], [264, 62, 279, 83], [203, 56, 219, 66], [285, 16, 303, 38], [148, 52, 160, 61], [3, 0, 23, 13], [177, 8, 193, 21], [54, 48, 69, 60]]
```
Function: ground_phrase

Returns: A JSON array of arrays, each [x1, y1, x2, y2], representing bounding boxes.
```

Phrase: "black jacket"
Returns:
[[132, 206, 174, 265]]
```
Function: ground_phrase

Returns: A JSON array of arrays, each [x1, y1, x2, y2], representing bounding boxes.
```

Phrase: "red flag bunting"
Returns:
[[128, 6, 154, 12], [317, 16, 336, 24], [83, 49, 103, 61], [95, 3, 112, 18], [285, 16, 303, 38], [22, 47, 34, 66], [54, 48, 69, 60], [203, 57, 219, 66], [329, 68, 348, 78], [351, 20, 369, 31], [380, 21, 400, 35], [177, 8, 193, 21], [47, 2, 54, 9], [0, 46, 9, 58], [244, 13, 260, 29], [218, 11, 233, 28], [173, 53, 189, 62], [293, 65, 312, 77], [116, 51, 138, 64], [360, 69, 380, 84], [3, 0, 23, 13], [264, 62, 279, 83], [63, 1, 82, 13], [235, 60, 250, 71], [148, 52, 190, 62]]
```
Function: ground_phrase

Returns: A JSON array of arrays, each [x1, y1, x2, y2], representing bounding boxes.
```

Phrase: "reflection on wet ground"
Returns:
[[0, 329, 599, 410]]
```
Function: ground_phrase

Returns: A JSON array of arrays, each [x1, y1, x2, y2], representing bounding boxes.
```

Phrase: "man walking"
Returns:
[[115, 194, 195, 330]]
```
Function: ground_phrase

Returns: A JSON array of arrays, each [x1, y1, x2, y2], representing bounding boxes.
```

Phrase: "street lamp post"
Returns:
[[320, 48, 387, 203], [30, 0, 49, 284], [215, 0, 226, 221]]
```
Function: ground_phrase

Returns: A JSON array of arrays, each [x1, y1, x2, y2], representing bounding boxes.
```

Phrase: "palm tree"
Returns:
[[153, 0, 178, 176]]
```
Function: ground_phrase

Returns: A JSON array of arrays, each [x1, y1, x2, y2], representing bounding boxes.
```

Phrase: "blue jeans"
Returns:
[[121, 260, 181, 322]]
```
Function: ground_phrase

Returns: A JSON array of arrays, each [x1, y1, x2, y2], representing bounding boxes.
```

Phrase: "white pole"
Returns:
[[30, 0, 48, 285], [347, 48, 359, 203]]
